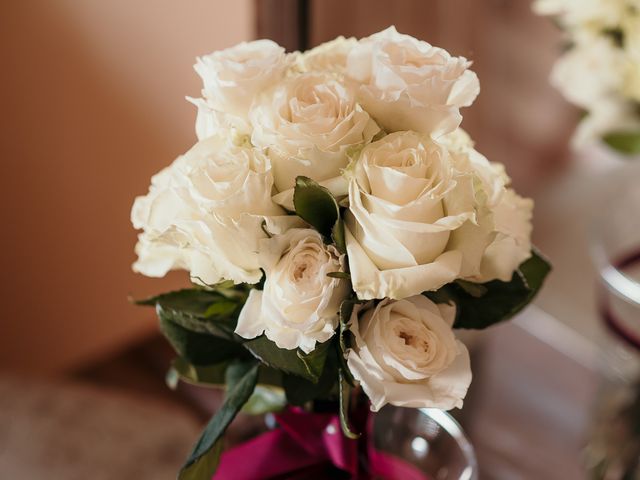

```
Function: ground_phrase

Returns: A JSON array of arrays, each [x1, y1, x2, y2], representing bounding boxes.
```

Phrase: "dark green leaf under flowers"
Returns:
[[158, 306, 246, 366], [243, 335, 331, 383], [338, 368, 360, 439], [293, 176, 340, 238], [178, 361, 259, 480], [283, 342, 339, 405], [426, 249, 551, 330]]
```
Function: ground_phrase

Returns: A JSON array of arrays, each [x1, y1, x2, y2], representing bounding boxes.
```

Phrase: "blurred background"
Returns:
[[0, 1, 616, 478]]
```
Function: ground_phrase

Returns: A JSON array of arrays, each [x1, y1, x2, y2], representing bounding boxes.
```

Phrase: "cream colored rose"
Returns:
[[345, 131, 476, 300], [250, 72, 379, 193], [235, 229, 349, 353], [346, 26, 479, 138], [191, 40, 292, 139], [347, 295, 471, 412], [344, 130, 533, 299], [296, 36, 358, 73], [131, 134, 296, 285], [442, 129, 533, 282]]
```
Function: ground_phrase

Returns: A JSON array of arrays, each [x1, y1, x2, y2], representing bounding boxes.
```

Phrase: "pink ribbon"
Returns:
[[214, 408, 430, 480]]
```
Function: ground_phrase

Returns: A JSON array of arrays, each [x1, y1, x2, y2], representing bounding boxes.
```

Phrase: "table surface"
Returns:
[[460, 307, 603, 480]]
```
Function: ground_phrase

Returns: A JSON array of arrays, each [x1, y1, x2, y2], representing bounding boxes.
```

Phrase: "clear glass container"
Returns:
[[586, 161, 640, 479], [369, 406, 478, 480]]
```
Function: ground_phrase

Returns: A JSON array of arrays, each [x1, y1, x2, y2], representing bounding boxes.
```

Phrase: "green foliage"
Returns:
[[603, 131, 640, 155], [293, 176, 340, 238], [178, 361, 259, 480], [158, 309, 246, 365], [426, 249, 551, 330], [168, 357, 228, 388], [137, 288, 247, 340], [282, 343, 339, 405], [338, 369, 360, 439], [336, 298, 362, 386], [241, 385, 287, 415], [332, 219, 347, 254], [242, 335, 331, 383], [136, 287, 250, 365], [327, 271, 350, 280]]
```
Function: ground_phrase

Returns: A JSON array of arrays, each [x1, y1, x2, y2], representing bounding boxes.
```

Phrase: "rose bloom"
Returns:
[[250, 72, 379, 193], [235, 229, 350, 353], [131, 133, 297, 285], [347, 295, 471, 411], [346, 26, 479, 138], [344, 130, 532, 300], [190, 40, 292, 139], [296, 36, 358, 73], [442, 129, 533, 283]]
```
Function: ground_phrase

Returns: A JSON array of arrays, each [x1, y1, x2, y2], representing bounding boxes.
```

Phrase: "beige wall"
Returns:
[[0, 1, 255, 374]]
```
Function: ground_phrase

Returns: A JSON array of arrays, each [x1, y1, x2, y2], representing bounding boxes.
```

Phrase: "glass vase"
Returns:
[[369, 406, 478, 480], [586, 161, 640, 479]]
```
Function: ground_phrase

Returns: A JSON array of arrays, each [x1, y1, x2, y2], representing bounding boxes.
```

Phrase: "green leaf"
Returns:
[[283, 345, 338, 405], [297, 339, 331, 381], [454, 280, 488, 298], [203, 301, 238, 318], [158, 308, 245, 365], [332, 219, 347, 254], [327, 271, 350, 280], [242, 385, 287, 414], [137, 288, 246, 340], [179, 361, 259, 480], [337, 299, 360, 386], [338, 369, 360, 439], [603, 131, 640, 155], [158, 304, 238, 340], [135, 288, 230, 313], [169, 357, 228, 387], [428, 249, 551, 330], [243, 336, 331, 383], [293, 176, 339, 238]]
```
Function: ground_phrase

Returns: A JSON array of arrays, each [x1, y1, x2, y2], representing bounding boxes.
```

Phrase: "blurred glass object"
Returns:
[[587, 161, 640, 479], [370, 406, 478, 480]]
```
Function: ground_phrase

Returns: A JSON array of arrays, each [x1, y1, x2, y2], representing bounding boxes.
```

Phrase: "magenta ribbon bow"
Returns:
[[214, 408, 430, 480]]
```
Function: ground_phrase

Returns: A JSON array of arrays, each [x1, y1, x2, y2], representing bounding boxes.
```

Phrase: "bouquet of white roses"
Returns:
[[132, 26, 549, 479], [534, 0, 640, 154]]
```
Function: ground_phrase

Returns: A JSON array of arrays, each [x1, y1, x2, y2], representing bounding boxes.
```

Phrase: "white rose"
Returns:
[[344, 131, 477, 300], [346, 26, 479, 138], [235, 229, 349, 353], [442, 129, 533, 282], [347, 295, 471, 412], [250, 72, 380, 193], [190, 40, 292, 139], [344, 131, 532, 300], [131, 134, 297, 285], [296, 36, 358, 73]]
